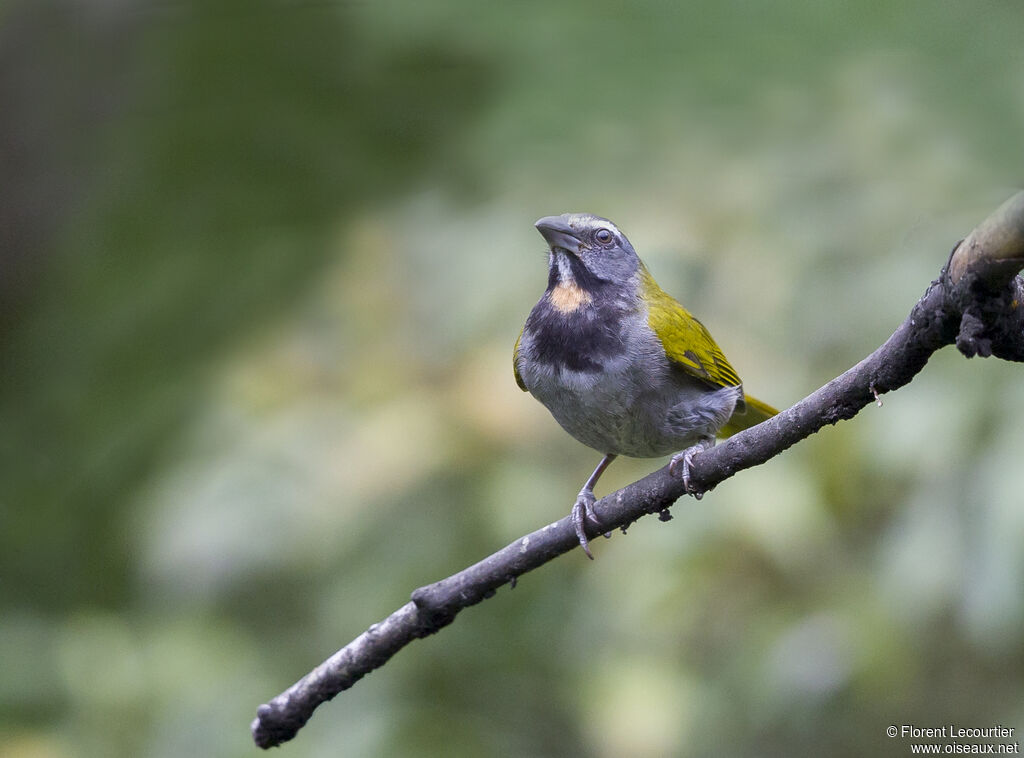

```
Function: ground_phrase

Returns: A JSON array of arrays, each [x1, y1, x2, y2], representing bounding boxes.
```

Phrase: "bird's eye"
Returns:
[[595, 229, 614, 245]]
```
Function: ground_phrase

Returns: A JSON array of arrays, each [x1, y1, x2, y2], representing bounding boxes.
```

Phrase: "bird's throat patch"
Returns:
[[548, 280, 593, 313]]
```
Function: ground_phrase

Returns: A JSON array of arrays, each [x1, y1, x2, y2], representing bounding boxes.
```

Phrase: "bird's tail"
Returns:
[[719, 394, 777, 438]]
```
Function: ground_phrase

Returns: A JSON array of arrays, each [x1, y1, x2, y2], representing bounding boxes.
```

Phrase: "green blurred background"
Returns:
[[2, 1, 1023, 756]]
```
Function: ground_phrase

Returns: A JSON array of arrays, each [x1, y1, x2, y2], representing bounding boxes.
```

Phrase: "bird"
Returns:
[[514, 213, 777, 557]]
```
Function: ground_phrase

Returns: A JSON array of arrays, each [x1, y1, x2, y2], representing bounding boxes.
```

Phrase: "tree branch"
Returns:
[[251, 191, 1024, 749]]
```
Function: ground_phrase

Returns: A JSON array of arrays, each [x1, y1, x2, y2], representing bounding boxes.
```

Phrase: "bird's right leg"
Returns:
[[572, 453, 617, 559], [668, 436, 715, 498]]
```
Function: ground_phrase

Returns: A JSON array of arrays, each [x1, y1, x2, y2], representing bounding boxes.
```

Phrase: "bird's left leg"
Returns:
[[668, 436, 715, 499], [572, 453, 617, 559]]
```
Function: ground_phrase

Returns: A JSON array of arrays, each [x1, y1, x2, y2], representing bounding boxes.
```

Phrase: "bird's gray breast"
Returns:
[[520, 301, 711, 457]]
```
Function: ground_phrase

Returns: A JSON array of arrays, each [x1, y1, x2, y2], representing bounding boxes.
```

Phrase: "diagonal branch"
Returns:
[[251, 191, 1024, 749]]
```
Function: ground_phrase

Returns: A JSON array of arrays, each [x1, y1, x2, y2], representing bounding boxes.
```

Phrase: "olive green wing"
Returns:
[[641, 266, 742, 390], [513, 329, 528, 391]]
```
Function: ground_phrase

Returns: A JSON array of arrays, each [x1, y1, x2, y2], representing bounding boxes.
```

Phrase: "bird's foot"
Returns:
[[669, 439, 715, 499], [571, 487, 605, 559]]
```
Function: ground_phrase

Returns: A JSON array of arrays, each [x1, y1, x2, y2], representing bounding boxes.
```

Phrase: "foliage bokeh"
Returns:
[[2, 1, 1023, 756]]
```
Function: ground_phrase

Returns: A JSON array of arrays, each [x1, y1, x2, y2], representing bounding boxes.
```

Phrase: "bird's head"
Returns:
[[534, 213, 640, 294]]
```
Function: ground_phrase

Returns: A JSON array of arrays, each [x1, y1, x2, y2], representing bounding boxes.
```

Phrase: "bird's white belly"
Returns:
[[525, 356, 729, 458]]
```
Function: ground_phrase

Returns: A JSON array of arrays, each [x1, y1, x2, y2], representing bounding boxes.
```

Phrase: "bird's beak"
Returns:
[[535, 215, 583, 255]]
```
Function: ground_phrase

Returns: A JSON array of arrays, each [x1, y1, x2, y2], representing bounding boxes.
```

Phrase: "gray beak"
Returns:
[[535, 215, 583, 255]]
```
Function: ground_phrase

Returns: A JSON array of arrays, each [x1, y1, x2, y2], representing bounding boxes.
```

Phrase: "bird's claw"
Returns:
[[669, 440, 713, 499], [571, 488, 604, 559]]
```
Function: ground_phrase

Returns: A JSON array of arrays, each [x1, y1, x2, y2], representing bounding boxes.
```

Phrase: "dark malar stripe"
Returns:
[[566, 252, 612, 293], [546, 250, 613, 294]]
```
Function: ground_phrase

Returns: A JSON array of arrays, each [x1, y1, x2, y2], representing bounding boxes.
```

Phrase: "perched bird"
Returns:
[[514, 213, 777, 557]]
